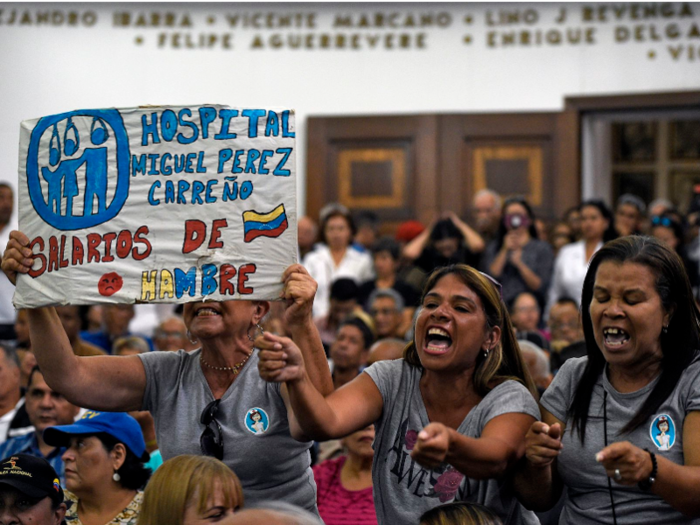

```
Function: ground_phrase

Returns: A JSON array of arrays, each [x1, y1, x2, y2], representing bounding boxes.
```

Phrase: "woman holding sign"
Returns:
[[2, 230, 332, 514]]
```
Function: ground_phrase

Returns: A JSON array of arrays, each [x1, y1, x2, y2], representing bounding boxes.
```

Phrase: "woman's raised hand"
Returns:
[[280, 264, 317, 326], [1, 231, 32, 285], [524, 421, 563, 468], [257, 332, 306, 384]]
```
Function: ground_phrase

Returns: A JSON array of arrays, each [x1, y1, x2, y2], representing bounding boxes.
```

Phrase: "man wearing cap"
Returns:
[[0, 367, 79, 485], [0, 453, 67, 524]]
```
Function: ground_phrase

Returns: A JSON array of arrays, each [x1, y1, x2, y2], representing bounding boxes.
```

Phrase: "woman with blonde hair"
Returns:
[[419, 502, 503, 525], [258, 264, 539, 524], [138, 455, 244, 525]]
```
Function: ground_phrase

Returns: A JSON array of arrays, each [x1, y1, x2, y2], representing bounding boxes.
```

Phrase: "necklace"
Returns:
[[200, 351, 252, 374]]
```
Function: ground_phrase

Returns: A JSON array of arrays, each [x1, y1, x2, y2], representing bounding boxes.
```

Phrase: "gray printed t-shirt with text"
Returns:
[[365, 359, 540, 525], [541, 355, 700, 525], [138, 349, 317, 512]]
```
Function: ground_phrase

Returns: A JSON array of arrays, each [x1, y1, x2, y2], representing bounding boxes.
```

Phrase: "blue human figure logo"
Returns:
[[27, 109, 130, 231]]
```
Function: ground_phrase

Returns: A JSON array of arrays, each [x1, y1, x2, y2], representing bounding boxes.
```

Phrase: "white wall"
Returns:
[[1, 1, 699, 218]]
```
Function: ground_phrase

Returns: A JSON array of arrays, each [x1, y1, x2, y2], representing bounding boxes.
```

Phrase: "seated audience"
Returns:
[[419, 501, 503, 525], [403, 213, 484, 274], [548, 199, 615, 310], [549, 221, 575, 256], [113, 336, 150, 357], [368, 289, 406, 340], [472, 189, 503, 244], [44, 411, 151, 525], [138, 455, 244, 525], [482, 197, 553, 309], [303, 203, 374, 319], [152, 316, 195, 352], [517, 340, 552, 397], [359, 237, 421, 309], [0, 453, 67, 525], [366, 338, 405, 366], [13, 310, 30, 350], [0, 344, 23, 442], [394, 220, 428, 293], [313, 426, 377, 525], [650, 212, 699, 292], [353, 211, 380, 252], [515, 236, 700, 523], [314, 278, 360, 353], [80, 304, 153, 354], [229, 501, 322, 524], [298, 215, 319, 260], [563, 206, 582, 241], [329, 314, 375, 390], [56, 306, 106, 357], [547, 298, 583, 349], [510, 292, 544, 335], [0, 366, 79, 482], [614, 193, 645, 237]]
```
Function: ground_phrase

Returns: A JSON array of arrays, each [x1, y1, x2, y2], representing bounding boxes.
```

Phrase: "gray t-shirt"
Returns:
[[138, 349, 317, 512], [365, 359, 540, 525], [541, 355, 700, 525]]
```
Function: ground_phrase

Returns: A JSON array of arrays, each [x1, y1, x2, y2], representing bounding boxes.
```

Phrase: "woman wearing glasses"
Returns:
[[1, 231, 332, 515], [514, 236, 700, 524], [258, 264, 540, 524]]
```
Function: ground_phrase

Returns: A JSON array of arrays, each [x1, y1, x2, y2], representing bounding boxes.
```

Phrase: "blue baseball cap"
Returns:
[[43, 411, 148, 461]]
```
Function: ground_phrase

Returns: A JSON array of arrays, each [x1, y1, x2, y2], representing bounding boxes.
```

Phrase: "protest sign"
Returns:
[[14, 105, 297, 308]]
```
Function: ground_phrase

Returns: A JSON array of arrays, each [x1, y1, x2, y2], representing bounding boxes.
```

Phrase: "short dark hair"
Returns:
[[27, 365, 43, 390], [0, 182, 13, 193], [339, 316, 375, 350], [553, 297, 578, 309], [0, 344, 19, 368], [329, 278, 359, 302], [353, 210, 379, 231], [371, 237, 400, 261], [580, 199, 617, 242], [319, 204, 355, 245], [95, 433, 151, 490], [571, 236, 700, 443], [430, 219, 461, 242]]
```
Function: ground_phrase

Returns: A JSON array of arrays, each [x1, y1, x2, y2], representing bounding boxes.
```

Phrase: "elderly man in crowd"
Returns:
[[329, 314, 375, 390], [153, 316, 194, 352], [0, 454, 67, 525], [472, 188, 502, 243], [368, 288, 406, 340], [0, 367, 78, 483], [0, 345, 22, 443]]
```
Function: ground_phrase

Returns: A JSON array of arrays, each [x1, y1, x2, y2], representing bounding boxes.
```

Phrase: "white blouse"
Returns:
[[547, 240, 603, 314], [303, 244, 374, 319]]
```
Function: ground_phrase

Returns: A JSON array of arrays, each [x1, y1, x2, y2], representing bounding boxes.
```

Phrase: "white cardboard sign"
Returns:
[[14, 105, 297, 308]]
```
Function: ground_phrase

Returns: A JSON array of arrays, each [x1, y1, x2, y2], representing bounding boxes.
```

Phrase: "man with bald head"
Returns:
[[230, 501, 321, 524], [472, 189, 502, 243], [367, 338, 405, 366]]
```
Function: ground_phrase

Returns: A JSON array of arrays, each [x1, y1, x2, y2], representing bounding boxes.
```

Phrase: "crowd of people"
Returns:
[[1, 178, 700, 524]]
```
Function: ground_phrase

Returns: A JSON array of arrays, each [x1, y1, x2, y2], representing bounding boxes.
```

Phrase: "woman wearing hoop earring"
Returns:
[[258, 264, 540, 524], [1, 228, 332, 515], [514, 236, 700, 524]]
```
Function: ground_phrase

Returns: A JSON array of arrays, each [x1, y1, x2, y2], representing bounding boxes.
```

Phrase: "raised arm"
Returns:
[[2, 230, 146, 412], [257, 332, 383, 441], [512, 409, 566, 512], [445, 211, 485, 254], [280, 264, 333, 395]]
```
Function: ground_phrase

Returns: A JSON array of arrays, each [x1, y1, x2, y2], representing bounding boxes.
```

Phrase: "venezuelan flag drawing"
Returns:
[[242, 204, 289, 243]]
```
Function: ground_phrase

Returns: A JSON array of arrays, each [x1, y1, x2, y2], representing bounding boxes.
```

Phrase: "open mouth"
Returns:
[[425, 327, 452, 353], [603, 327, 630, 347], [195, 306, 221, 317]]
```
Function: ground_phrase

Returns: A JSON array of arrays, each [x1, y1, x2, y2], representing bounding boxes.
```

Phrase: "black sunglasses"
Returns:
[[200, 399, 223, 460]]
